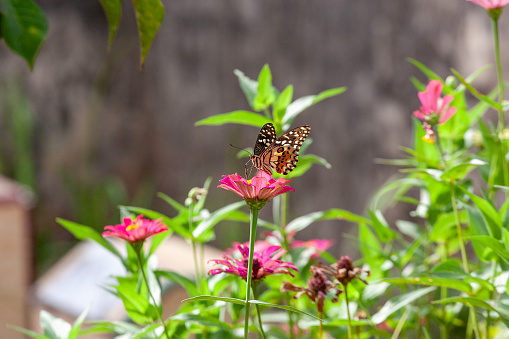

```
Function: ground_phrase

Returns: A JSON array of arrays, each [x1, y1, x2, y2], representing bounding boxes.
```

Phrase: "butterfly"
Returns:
[[245, 123, 311, 177]]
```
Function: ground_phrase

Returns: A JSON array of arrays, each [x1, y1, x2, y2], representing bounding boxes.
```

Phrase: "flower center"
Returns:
[[126, 222, 139, 231], [243, 257, 262, 278]]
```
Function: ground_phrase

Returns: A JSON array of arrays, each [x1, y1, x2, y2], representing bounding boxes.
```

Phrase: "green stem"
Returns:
[[344, 284, 352, 339], [188, 202, 201, 289], [244, 209, 259, 339], [252, 287, 267, 339], [470, 306, 482, 339], [492, 16, 505, 133], [450, 182, 469, 273], [319, 312, 324, 339], [135, 250, 171, 339], [280, 193, 290, 251], [287, 296, 295, 339]]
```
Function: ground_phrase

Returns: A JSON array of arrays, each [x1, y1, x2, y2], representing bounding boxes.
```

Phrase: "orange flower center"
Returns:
[[126, 222, 140, 231]]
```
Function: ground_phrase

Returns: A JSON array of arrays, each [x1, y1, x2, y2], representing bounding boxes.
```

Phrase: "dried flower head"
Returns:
[[321, 256, 370, 287]]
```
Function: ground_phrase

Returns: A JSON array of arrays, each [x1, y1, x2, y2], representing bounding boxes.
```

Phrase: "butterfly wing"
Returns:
[[253, 123, 277, 156], [262, 125, 311, 175]]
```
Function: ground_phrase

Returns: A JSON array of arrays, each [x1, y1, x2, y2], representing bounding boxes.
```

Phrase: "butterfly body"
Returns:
[[246, 123, 311, 177]]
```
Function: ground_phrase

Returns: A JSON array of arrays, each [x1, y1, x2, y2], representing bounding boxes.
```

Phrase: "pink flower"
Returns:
[[413, 80, 457, 125], [467, 0, 509, 9], [209, 243, 297, 281], [103, 215, 168, 243], [291, 239, 334, 259], [223, 240, 273, 256], [218, 171, 294, 210]]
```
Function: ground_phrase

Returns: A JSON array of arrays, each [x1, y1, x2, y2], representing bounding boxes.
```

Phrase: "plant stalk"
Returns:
[[244, 209, 259, 339], [188, 202, 201, 289], [344, 284, 352, 339], [253, 287, 267, 339]]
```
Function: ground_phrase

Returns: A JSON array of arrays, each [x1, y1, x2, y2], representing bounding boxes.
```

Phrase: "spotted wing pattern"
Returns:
[[253, 123, 276, 156], [246, 123, 311, 177]]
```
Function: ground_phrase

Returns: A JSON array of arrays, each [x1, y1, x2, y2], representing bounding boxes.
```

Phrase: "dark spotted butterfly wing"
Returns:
[[246, 123, 311, 177]]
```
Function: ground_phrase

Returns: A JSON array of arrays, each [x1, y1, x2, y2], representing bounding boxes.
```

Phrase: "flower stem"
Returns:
[[344, 284, 352, 339], [252, 287, 267, 339], [188, 202, 201, 289], [319, 311, 324, 339], [244, 209, 259, 339], [450, 182, 469, 273], [492, 16, 505, 133], [134, 250, 171, 339]]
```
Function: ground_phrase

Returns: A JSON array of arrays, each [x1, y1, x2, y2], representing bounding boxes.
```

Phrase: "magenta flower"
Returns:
[[103, 215, 168, 243], [413, 80, 457, 143], [218, 171, 294, 210], [467, 0, 509, 9], [291, 239, 334, 259], [223, 240, 272, 256], [209, 243, 297, 281]]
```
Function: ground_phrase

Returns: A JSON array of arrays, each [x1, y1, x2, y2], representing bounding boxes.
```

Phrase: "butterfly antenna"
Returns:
[[229, 143, 251, 155]]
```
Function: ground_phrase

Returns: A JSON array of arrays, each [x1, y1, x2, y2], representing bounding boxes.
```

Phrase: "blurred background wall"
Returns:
[[0, 0, 504, 274]]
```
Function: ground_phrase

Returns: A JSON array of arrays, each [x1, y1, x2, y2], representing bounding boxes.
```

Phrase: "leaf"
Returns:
[[369, 210, 396, 242], [467, 235, 509, 264], [115, 277, 159, 325], [281, 87, 346, 127], [430, 211, 468, 242], [68, 307, 89, 339], [195, 110, 270, 127], [382, 277, 472, 294], [285, 154, 331, 178], [433, 297, 509, 328], [248, 300, 321, 320], [157, 192, 186, 212], [132, 0, 164, 68], [440, 159, 487, 181], [461, 188, 502, 239], [451, 69, 503, 111], [157, 270, 197, 297], [286, 208, 371, 233], [253, 64, 276, 111], [358, 223, 382, 259], [371, 286, 436, 324], [408, 58, 443, 82], [56, 218, 122, 260], [98, 0, 121, 50], [182, 295, 246, 306], [192, 201, 245, 240], [0, 0, 48, 69], [234, 69, 259, 108], [9, 325, 51, 339], [273, 85, 294, 123], [40, 310, 71, 339]]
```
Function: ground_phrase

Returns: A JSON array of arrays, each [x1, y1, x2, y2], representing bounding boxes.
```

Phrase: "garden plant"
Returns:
[[9, 0, 509, 338]]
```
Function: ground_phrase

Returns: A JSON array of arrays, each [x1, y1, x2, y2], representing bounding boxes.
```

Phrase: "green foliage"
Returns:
[[0, 0, 48, 69]]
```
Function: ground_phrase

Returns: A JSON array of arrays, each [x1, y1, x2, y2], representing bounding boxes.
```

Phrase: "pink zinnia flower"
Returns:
[[103, 215, 168, 243], [223, 240, 273, 256], [218, 171, 294, 210], [413, 80, 457, 143], [291, 239, 334, 259], [413, 80, 457, 125], [209, 244, 297, 281], [467, 0, 509, 9]]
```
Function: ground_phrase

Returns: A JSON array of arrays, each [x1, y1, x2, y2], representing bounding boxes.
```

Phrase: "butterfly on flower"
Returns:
[[245, 123, 311, 178]]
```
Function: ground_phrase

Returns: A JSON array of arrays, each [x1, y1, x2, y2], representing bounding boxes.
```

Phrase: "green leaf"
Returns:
[[192, 201, 245, 240], [359, 223, 382, 259], [467, 235, 509, 264], [98, 0, 121, 50], [461, 188, 502, 239], [440, 159, 487, 181], [9, 325, 51, 339], [182, 295, 246, 306], [286, 208, 371, 233], [40, 310, 71, 339], [248, 300, 321, 320], [157, 192, 186, 213], [115, 277, 159, 325], [253, 64, 276, 111], [433, 297, 509, 328], [371, 286, 436, 324], [282, 87, 346, 127], [430, 211, 468, 242], [369, 210, 396, 242], [148, 230, 171, 256], [68, 307, 89, 339], [382, 276, 472, 294], [132, 0, 164, 68], [56, 218, 122, 260], [408, 58, 443, 82], [285, 153, 331, 178], [157, 270, 197, 297], [0, 0, 48, 69], [195, 110, 270, 127], [273, 85, 294, 123], [451, 69, 503, 111], [234, 69, 259, 108]]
